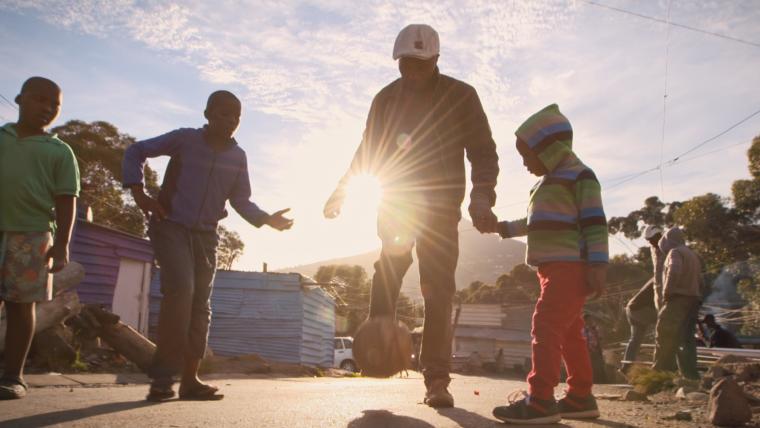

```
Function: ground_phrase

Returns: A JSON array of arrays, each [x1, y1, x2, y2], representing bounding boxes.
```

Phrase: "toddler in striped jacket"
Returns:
[[492, 104, 608, 425]]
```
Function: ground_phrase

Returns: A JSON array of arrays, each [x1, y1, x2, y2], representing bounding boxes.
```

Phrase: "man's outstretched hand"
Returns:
[[587, 264, 608, 299], [267, 208, 294, 231], [323, 188, 345, 219]]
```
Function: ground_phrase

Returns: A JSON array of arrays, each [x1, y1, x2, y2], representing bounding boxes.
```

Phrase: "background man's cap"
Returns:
[[393, 24, 439, 60], [643, 225, 663, 240]]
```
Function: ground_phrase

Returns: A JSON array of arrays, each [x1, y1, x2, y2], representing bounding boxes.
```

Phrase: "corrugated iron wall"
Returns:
[[71, 220, 153, 308], [454, 304, 507, 327], [301, 286, 335, 367], [149, 270, 335, 366]]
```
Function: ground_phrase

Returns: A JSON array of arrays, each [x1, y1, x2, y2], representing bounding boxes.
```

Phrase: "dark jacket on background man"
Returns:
[[659, 227, 703, 299], [651, 242, 666, 310], [709, 325, 742, 348]]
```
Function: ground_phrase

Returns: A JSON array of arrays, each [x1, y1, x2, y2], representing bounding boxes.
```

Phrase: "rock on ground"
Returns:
[[709, 376, 753, 426]]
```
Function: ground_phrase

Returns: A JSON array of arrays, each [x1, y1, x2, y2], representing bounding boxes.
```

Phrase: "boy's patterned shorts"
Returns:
[[0, 232, 53, 303]]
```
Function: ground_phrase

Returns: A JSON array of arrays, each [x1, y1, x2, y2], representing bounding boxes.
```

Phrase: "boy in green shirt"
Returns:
[[0, 77, 80, 399]]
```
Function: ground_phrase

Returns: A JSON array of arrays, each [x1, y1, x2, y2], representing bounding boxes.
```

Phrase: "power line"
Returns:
[[605, 106, 760, 189], [579, 0, 760, 49], [677, 139, 750, 163], [658, 0, 673, 200], [666, 107, 760, 163], [0, 93, 17, 111]]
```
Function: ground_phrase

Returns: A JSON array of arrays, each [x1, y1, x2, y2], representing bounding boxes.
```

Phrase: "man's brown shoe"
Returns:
[[424, 380, 454, 408]]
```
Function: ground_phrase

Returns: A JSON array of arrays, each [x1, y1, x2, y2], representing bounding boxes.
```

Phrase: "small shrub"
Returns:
[[628, 366, 676, 394], [70, 350, 88, 372]]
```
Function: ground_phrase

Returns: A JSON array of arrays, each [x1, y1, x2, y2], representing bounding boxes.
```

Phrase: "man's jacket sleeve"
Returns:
[[575, 170, 609, 264], [122, 129, 183, 187], [340, 96, 386, 186], [229, 152, 269, 228], [662, 250, 682, 298], [463, 88, 499, 206], [498, 218, 528, 238]]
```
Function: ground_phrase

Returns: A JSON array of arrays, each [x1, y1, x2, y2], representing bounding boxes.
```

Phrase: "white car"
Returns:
[[334, 336, 357, 372]]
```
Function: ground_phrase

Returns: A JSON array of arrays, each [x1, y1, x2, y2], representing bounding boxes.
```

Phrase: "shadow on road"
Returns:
[[347, 409, 435, 428], [0, 400, 154, 428], [437, 407, 573, 428]]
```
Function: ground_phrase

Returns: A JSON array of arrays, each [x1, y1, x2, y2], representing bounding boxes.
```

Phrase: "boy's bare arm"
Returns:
[[130, 184, 167, 221], [48, 195, 76, 273]]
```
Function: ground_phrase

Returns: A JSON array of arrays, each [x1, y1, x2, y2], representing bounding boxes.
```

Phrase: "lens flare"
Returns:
[[344, 174, 383, 214]]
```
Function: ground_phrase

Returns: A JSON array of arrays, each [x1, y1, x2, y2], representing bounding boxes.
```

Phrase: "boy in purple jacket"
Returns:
[[122, 91, 292, 401]]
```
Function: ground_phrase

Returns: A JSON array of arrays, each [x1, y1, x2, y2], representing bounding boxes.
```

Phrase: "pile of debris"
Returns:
[[701, 355, 760, 426], [1, 263, 344, 379], [0, 262, 155, 374], [618, 355, 760, 426]]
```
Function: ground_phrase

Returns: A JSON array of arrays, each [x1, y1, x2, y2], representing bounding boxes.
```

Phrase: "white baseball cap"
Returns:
[[643, 225, 663, 240], [392, 24, 440, 60]]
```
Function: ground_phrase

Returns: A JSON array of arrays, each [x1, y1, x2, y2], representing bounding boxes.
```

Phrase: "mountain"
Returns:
[[280, 221, 526, 301]]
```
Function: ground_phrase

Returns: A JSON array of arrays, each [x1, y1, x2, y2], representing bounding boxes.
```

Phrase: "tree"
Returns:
[[608, 196, 681, 240], [454, 264, 539, 304], [217, 225, 245, 270], [52, 120, 160, 236], [314, 264, 421, 334]]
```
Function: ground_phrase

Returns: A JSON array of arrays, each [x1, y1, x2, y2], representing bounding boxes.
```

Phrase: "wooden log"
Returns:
[[52, 261, 85, 296], [81, 306, 155, 371], [30, 324, 77, 371], [97, 321, 156, 372], [0, 291, 81, 354]]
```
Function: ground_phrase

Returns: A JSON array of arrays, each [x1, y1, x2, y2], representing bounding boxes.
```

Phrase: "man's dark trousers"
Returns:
[[653, 295, 700, 380], [368, 202, 459, 387], [148, 219, 218, 382]]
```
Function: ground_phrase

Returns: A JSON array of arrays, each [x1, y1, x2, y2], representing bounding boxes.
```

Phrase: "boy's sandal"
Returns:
[[178, 383, 224, 401], [0, 377, 28, 400], [146, 384, 175, 402]]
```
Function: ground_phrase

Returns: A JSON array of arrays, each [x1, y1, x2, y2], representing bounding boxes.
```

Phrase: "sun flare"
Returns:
[[343, 174, 383, 216]]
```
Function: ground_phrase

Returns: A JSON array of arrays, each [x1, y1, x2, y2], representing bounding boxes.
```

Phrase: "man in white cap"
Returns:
[[324, 24, 499, 407], [643, 225, 665, 309], [619, 224, 665, 372]]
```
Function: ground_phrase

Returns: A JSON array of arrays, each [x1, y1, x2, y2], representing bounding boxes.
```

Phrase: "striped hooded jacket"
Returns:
[[498, 104, 609, 267]]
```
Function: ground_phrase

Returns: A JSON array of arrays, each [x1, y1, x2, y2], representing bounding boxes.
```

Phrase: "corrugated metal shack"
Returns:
[[149, 270, 335, 367], [71, 218, 154, 335], [452, 304, 533, 370]]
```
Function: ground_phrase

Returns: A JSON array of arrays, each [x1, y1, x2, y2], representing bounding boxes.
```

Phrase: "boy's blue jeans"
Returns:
[[147, 220, 218, 383]]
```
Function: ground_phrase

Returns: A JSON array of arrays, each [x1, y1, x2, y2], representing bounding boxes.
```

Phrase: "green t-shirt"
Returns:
[[0, 123, 80, 232]]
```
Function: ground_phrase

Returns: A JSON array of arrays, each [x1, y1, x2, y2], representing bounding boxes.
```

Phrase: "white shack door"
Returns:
[[112, 258, 152, 335]]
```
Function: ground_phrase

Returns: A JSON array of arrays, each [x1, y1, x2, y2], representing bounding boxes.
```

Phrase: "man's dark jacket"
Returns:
[[343, 69, 499, 212]]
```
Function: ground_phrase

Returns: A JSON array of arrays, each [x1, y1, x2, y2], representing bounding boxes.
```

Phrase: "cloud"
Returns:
[[1, 0, 575, 125], [3, 0, 760, 269]]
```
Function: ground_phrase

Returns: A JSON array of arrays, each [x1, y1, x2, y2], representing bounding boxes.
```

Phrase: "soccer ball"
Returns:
[[353, 316, 412, 378]]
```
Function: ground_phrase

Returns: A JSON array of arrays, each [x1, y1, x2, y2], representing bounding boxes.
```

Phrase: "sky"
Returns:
[[1, 0, 759, 271]]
